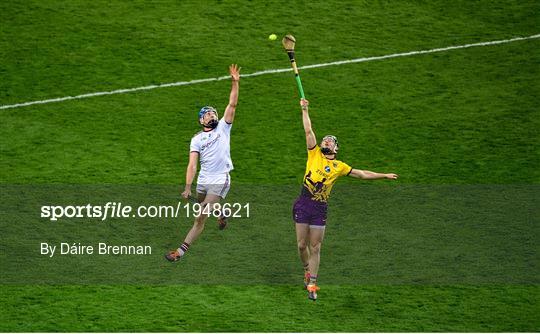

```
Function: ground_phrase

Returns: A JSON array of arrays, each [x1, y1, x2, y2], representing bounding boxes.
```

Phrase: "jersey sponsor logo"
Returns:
[[200, 133, 221, 152], [316, 169, 329, 178]]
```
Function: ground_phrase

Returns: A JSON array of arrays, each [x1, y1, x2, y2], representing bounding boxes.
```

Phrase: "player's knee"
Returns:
[[195, 214, 207, 225], [309, 242, 321, 254], [297, 240, 307, 251], [195, 202, 212, 222]]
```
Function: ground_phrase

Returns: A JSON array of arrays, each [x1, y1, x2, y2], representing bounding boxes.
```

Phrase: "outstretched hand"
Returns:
[[229, 64, 241, 81], [385, 173, 399, 180], [300, 98, 309, 110]]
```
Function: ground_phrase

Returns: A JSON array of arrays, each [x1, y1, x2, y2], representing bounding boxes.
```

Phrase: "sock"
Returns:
[[309, 275, 318, 285], [177, 242, 190, 256]]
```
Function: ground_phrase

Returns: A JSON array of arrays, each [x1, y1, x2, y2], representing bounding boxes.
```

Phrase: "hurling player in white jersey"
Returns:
[[166, 64, 240, 262]]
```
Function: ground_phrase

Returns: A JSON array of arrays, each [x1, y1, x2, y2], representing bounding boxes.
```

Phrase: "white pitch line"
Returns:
[[1, 33, 539, 110]]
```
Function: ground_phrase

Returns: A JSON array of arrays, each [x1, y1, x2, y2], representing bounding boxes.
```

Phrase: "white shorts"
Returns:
[[196, 173, 231, 199]]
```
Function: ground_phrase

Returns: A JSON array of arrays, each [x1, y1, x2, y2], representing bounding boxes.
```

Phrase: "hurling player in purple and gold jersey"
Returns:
[[294, 98, 398, 301]]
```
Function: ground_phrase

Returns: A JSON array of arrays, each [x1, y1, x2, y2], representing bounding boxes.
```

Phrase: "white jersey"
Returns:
[[190, 119, 233, 177]]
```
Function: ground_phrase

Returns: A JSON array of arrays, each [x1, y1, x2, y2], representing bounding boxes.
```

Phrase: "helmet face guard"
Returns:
[[198, 106, 219, 129], [321, 135, 339, 155]]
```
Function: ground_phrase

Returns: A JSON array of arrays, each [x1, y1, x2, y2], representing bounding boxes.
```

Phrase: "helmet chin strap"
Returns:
[[321, 147, 337, 155], [203, 119, 218, 129]]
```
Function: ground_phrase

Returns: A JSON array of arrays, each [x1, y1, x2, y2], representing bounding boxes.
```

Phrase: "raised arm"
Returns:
[[181, 151, 199, 198], [349, 169, 398, 180], [223, 64, 240, 124], [300, 99, 317, 149]]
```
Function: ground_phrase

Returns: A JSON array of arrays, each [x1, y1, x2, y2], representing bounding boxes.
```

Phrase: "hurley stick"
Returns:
[[282, 34, 305, 99]]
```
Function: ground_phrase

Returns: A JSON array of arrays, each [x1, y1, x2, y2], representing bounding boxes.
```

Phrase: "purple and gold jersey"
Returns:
[[301, 145, 352, 202]]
